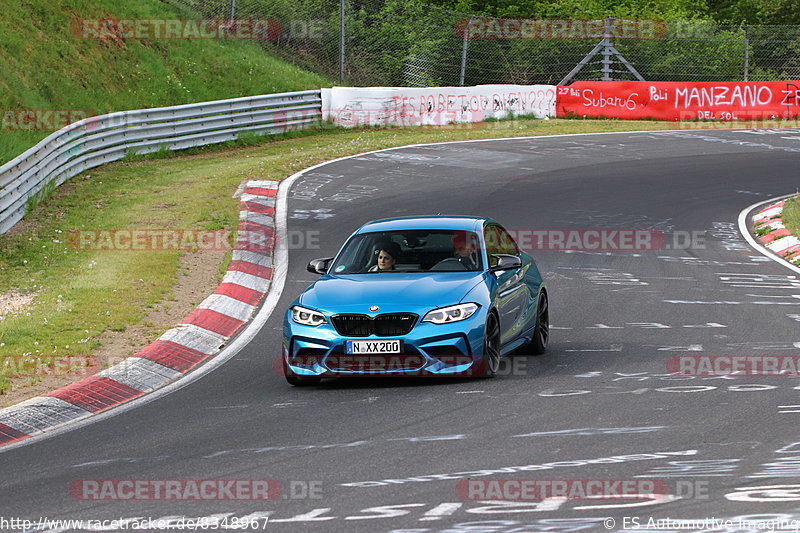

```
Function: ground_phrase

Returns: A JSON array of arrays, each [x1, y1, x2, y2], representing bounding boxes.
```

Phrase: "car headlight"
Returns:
[[422, 303, 479, 324], [291, 306, 327, 327]]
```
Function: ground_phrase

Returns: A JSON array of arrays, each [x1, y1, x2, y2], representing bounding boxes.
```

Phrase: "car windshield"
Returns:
[[329, 230, 483, 274]]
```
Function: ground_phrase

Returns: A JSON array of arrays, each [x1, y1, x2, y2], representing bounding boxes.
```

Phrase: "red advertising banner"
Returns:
[[556, 81, 800, 121]]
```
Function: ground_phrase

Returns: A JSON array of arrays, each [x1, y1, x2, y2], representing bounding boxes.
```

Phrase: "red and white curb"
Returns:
[[752, 198, 800, 264], [0, 180, 278, 447]]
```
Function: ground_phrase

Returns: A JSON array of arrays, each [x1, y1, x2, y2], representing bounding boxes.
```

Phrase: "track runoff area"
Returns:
[[2, 129, 800, 533]]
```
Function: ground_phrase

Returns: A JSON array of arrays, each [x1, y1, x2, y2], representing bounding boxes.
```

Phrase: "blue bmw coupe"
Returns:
[[282, 216, 548, 385]]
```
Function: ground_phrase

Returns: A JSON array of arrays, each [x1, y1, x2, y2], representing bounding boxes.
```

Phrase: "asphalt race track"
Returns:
[[3, 129, 800, 533]]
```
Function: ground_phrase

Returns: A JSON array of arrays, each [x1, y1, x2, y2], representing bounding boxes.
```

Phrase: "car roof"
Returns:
[[356, 215, 491, 234]]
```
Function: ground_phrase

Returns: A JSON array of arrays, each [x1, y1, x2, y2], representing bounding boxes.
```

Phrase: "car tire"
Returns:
[[530, 291, 549, 355], [283, 358, 322, 387], [480, 311, 501, 378]]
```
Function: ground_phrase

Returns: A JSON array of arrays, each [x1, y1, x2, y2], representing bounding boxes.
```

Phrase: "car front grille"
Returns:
[[331, 313, 417, 337], [330, 314, 373, 337]]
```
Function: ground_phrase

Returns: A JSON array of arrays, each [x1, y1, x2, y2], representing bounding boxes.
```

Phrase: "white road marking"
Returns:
[[565, 344, 622, 352], [339, 450, 698, 487], [418, 503, 463, 521], [641, 276, 696, 280], [271, 509, 335, 522], [664, 300, 742, 304], [650, 344, 703, 351], [388, 435, 464, 442], [735, 190, 771, 195], [513, 426, 665, 437]]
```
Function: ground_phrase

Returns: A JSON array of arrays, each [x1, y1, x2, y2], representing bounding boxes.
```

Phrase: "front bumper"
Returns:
[[283, 309, 487, 377]]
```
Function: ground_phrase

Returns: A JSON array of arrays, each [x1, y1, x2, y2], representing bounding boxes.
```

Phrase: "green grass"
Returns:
[[0, 117, 680, 393], [0, 0, 330, 165], [755, 225, 771, 237], [783, 196, 800, 262]]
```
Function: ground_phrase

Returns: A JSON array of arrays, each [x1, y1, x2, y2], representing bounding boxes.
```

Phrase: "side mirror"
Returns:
[[488, 254, 521, 272], [307, 257, 333, 275]]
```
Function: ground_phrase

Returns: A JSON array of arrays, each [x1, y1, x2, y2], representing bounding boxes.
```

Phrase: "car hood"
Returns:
[[299, 273, 485, 312]]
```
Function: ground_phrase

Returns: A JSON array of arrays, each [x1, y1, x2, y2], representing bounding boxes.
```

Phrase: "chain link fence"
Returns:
[[161, 0, 800, 86]]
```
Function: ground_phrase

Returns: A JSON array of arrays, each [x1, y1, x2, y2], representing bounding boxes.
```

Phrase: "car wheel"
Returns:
[[530, 291, 549, 355], [481, 312, 501, 377], [283, 358, 322, 387]]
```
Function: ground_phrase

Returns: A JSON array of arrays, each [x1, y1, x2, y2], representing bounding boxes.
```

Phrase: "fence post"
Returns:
[[228, 0, 236, 25], [339, 0, 346, 85], [460, 15, 473, 86], [744, 24, 750, 81]]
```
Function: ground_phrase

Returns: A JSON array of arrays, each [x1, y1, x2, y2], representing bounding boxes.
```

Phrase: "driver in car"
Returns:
[[452, 231, 478, 270]]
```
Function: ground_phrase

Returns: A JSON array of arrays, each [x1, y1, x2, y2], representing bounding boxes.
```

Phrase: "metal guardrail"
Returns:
[[0, 90, 322, 234]]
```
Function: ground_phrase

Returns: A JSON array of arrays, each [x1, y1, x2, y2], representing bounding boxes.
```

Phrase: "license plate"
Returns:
[[346, 339, 402, 355]]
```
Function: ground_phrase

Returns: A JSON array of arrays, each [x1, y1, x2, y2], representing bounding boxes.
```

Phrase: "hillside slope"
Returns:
[[0, 0, 330, 164]]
